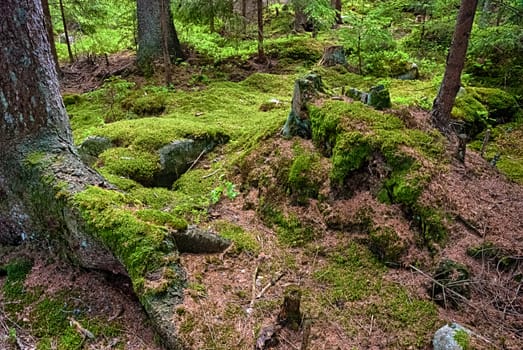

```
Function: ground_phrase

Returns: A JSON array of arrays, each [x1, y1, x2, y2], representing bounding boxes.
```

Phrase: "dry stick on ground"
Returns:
[[256, 272, 286, 300], [186, 149, 207, 173]]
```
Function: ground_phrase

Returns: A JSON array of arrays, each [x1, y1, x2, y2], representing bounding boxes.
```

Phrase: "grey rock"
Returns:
[[433, 323, 471, 350], [78, 136, 113, 166]]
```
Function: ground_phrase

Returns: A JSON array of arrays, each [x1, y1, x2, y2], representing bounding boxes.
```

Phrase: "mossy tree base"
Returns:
[[0, 144, 229, 350]]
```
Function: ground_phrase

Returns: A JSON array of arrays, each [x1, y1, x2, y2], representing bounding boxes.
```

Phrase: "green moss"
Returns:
[[62, 93, 83, 106], [266, 36, 323, 65], [74, 186, 180, 292], [136, 209, 188, 230], [240, 73, 295, 95], [212, 220, 261, 255], [259, 203, 315, 247], [452, 92, 489, 134], [368, 226, 406, 265], [1, 260, 33, 300], [453, 329, 470, 350], [331, 132, 373, 185], [314, 242, 385, 302], [98, 147, 160, 186], [287, 146, 323, 204], [471, 87, 519, 122], [412, 205, 448, 248], [171, 169, 217, 222], [121, 92, 167, 116]]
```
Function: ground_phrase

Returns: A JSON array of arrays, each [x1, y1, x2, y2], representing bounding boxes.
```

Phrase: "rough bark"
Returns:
[[137, 0, 184, 73], [431, 0, 479, 134]]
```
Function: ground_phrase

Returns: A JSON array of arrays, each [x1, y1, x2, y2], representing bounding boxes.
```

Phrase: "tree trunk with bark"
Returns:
[[431, 0, 479, 134], [331, 0, 342, 24], [41, 0, 60, 76], [257, 0, 266, 63], [1, 1, 229, 349], [59, 0, 74, 63], [137, 0, 184, 73]]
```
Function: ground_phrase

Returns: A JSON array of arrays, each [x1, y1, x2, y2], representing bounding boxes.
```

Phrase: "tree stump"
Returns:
[[318, 46, 347, 67], [277, 285, 302, 330], [281, 73, 324, 139]]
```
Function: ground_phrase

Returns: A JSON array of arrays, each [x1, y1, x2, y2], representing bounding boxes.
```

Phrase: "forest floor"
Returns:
[[1, 53, 522, 349]]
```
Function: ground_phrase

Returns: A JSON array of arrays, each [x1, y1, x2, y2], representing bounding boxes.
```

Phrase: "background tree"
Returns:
[[41, 0, 61, 74], [174, 0, 235, 33], [431, 0, 479, 133], [137, 0, 184, 73]]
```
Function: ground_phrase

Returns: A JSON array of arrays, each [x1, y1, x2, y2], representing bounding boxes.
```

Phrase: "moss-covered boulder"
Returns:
[[452, 87, 520, 137], [368, 226, 406, 265]]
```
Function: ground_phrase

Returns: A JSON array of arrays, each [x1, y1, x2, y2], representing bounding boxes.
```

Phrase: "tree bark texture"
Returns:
[[331, 0, 342, 24], [137, 0, 184, 72], [0, 0, 70, 147], [431, 0, 479, 134]]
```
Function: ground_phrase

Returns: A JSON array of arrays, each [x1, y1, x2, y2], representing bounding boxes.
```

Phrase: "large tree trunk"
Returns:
[[137, 0, 184, 73], [431, 0, 479, 134], [0, 1, 193, 349]]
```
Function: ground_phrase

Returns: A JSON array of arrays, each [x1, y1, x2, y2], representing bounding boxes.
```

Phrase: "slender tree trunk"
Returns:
[[257, 0, 266, 63], [241, 0, 247, 32], [137, 0, 184, 73], [59, 0, 74, 63], [210, 0, 216, 33], [41, 0, 61, 76], [431, 0, 479, 134], [159, 0, 173, 86], [331, 0, 342, 24]]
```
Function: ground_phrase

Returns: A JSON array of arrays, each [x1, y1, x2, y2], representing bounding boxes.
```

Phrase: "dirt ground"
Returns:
[[1, 53, 521, 349]]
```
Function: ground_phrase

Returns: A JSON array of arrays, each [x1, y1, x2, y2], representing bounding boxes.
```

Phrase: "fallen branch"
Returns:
[[68, 317, 95, 340], [186, 149, 207, 173], [256, 272, 286, 300]]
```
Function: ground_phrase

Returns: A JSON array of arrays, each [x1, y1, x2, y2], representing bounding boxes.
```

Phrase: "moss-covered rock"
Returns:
[[286, 146, 323, 204], [368, 226, 406, 265], [452, 87, 520, 136], [98, 147, 160, 187]]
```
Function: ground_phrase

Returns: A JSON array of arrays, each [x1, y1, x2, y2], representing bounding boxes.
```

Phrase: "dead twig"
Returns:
[[186, 149, 207, 173], [256, 272, 286, 300], [68, 317, 95, 340]]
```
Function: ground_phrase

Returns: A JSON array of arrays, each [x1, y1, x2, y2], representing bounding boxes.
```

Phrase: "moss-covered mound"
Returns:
[[452, 87, 520, 137]]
